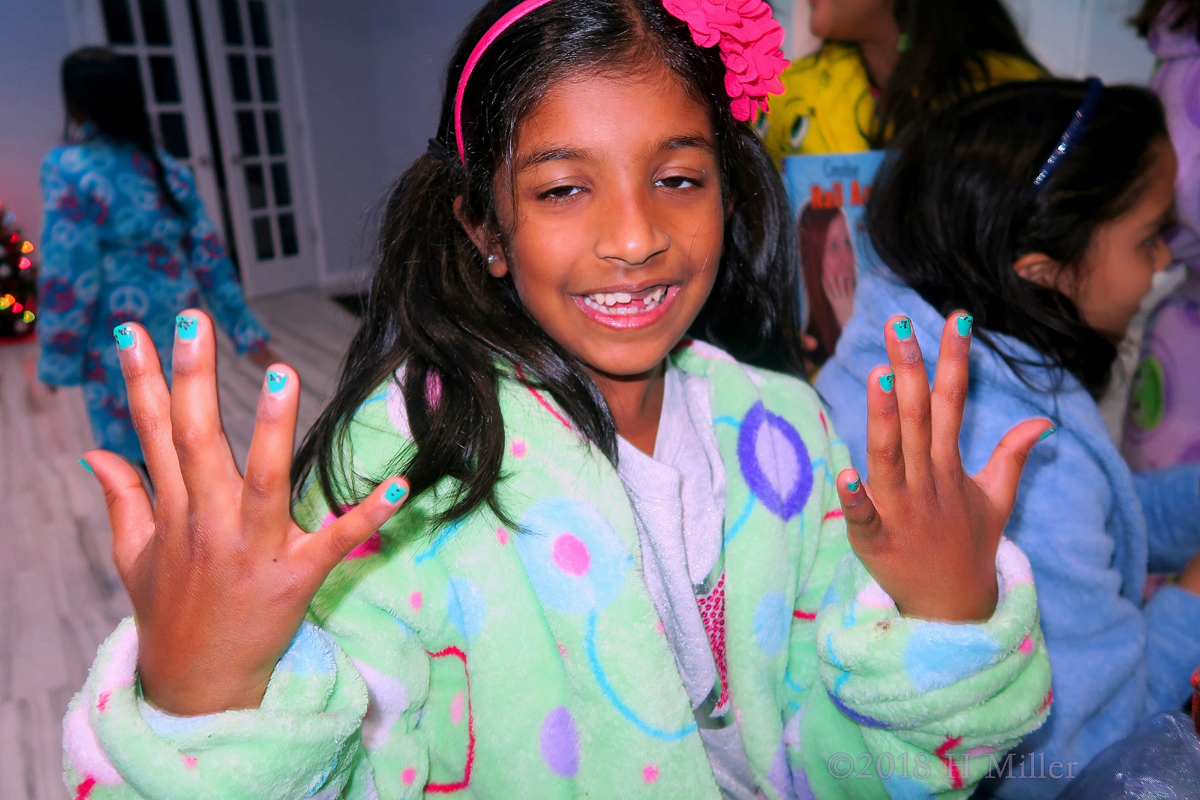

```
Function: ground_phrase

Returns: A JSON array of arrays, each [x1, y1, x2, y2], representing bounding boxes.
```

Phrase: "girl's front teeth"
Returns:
[[583, 286, 666, 315]]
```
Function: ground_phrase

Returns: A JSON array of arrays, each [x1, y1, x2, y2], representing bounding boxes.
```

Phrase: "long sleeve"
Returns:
[[63, 619, 369, 799], [1132, 463, 1200, 573], [171, 158, 270, 355], [784, 427, 1052, 800], [36, 151, 104, 386], [61, 480, 434, 800]]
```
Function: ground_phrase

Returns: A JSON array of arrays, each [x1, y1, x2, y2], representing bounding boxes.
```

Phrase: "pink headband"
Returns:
[[452, 0, 789, 165]]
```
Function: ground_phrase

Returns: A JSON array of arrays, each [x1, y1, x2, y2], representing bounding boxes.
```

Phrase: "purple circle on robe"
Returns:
[[738, 402, 813, 519], [540, 706, 580, 778]]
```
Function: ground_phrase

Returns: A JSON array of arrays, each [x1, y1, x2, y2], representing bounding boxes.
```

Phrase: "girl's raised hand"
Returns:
[[822, 268, 856, 328], [836, 313, 1053, 622], [82, 311, 409, 715]]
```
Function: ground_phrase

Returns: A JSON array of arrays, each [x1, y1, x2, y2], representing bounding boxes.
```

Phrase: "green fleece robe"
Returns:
[[62, 340, 1051, 799]]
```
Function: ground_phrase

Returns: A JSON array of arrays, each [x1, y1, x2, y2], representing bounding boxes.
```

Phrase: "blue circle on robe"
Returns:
[[515, 497, 632, 615]]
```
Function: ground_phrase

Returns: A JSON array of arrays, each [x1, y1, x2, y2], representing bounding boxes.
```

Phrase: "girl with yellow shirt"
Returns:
[[763, 0, 1046, 163]]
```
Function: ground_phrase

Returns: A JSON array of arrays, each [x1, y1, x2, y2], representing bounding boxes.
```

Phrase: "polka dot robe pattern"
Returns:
[[63, 342, 1052, 799]]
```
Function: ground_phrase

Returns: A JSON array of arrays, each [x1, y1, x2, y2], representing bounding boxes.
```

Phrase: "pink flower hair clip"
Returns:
[[453, 0, 790, 164], [661, 0, 788, 122]]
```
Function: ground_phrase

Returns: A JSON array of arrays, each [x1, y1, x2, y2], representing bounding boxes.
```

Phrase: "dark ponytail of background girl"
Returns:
[[870, 0, 1042, 147], [867, 79, 1168, 398], [292, 0, 803, 526], [61, 47, 184, 216]]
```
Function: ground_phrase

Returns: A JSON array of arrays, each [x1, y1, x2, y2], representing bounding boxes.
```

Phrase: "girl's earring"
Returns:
[[487, 255, 497, 265]]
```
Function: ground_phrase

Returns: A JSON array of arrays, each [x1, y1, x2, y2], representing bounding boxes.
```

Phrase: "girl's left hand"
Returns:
[[836, 312, 1053, 622]]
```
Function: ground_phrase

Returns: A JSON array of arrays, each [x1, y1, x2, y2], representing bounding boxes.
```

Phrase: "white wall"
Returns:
[[290, 0, 480, 288], [0, 1, 74, 247], [291, 0, 389, 286], [1003, 0, 1155, 83], [367, 0, 481, 178]]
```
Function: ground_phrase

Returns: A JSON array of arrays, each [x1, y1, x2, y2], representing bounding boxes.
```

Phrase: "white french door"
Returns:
[[192, 0, 319, 296], [65, 0, 321, 298]]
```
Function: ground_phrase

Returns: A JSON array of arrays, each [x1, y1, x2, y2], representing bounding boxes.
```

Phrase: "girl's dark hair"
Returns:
[[61, 47, 183, 216], [867, 0, 1042, 148], [1131, 0, 1200, 41], [292, 0, 803, 524], [868, 79, 1168, 397]]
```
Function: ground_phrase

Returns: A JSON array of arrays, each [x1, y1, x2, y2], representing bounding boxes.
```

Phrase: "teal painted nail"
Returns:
[[113, 325, 134, 350], [266, 370, 287, 393], [846, 478, 861, 492], [893, 318, 913, 340], [78, 458, 94, 475], [384, 482, 408, 504], [878, 372, 895, 392], [1039, 426, 1057, 441], [956, 314, 974, 337], [175, 314, 198, 341]]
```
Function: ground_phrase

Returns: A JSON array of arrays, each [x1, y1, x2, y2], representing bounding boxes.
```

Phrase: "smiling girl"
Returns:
[[65, 2, 1052, 798]]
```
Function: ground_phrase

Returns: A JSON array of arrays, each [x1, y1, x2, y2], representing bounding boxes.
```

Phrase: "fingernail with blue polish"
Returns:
[[78, 458, 93, 475], [846, 477, 861, 493], [266, 370, 288, 393], [893, 318, 913, 340], [1039, 426, 1057, 441], [175, 314, 198, 341], [384, 482, 408, 504], [878, 372, 895, 392], [957, 314, 974, 337], [113, 325, 134, 350]]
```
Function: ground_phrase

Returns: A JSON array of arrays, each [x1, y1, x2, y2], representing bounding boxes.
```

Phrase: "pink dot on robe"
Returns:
[[496, 527, 509, 545], [344, 531, 382, 560], [182, 755, 197, 769], [320, 505, 357, 530], [643, 764, 659, 783], [401, 767, 416, 786], [1019, 636, 1034, 654], [552, 533, 590, 576], [450, 691, 465, 725], [410, 591, 423, 611], [511, 439, 527, 458]]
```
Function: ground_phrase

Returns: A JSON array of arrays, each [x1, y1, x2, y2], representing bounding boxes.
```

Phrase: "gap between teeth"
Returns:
[[587, 287, 665, 307], [583, 292, 664, 315]]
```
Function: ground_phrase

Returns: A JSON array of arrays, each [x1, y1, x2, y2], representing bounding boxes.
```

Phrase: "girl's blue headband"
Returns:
[[1032, 77, 1104, 192]]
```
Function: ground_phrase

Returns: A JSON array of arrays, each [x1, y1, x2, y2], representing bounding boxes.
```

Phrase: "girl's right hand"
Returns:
[[82, 311, 409, 716]]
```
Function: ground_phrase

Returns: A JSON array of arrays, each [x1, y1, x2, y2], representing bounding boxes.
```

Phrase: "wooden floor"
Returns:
[[0, 290, 360, 800]]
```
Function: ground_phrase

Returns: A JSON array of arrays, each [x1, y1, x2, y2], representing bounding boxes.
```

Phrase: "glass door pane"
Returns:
[[197, 0, 319, 296], [99, 1, 198, 164]]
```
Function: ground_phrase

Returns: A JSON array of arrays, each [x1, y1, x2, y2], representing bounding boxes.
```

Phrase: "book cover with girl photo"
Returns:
[[782, 151, 885, 371]]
